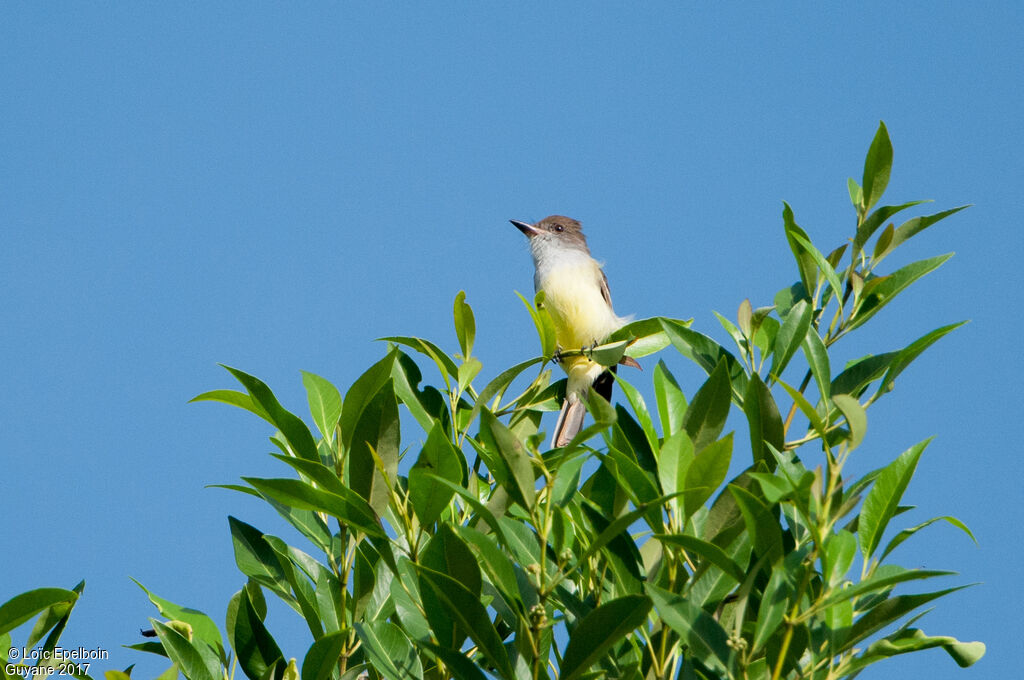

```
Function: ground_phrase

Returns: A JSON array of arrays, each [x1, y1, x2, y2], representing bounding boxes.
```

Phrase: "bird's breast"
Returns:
[[537, 259, 622, 350]]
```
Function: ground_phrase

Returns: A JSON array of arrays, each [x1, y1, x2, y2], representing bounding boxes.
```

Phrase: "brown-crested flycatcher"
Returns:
[[511, 215, 638, 448]]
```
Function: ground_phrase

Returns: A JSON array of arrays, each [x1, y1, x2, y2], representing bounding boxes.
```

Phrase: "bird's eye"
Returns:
[[553, 224, 564, 232]]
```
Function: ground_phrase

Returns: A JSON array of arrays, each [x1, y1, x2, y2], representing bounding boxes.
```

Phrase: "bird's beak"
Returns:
[[510, 219, 541, 237]]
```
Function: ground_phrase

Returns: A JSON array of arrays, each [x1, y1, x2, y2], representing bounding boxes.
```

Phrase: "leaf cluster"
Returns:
[[0, 123, 983, 680]]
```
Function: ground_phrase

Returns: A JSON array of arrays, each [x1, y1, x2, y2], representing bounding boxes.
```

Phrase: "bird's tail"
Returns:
[[551, 365, 617, 448]]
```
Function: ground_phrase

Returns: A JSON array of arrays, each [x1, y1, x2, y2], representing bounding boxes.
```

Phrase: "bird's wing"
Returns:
[[599, 269, 614, 308]]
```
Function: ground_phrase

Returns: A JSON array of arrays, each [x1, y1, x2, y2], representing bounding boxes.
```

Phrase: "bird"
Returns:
[[511, 215, 637, 447]]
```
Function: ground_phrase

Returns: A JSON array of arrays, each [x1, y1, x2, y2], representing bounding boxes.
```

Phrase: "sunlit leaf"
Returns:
[[453, 290, 476, 360], [861, 121, 893, 213], [860, 439, 929, 559]]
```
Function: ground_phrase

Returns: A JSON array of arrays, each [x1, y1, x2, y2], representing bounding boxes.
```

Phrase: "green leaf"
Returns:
[[752, 563, 792, 652], [453, 290, 476, 360], [348, 380, 400, 515], [413, 566, 516, 680], [861, 121, 893, 213], [737, 298, 753, 338], [777, 377, 828, 440], [414, 640, 489, 680], [816, 565, 952, 611], [609, 316, 694, 358], [849, 253, 953, 331], [872, 223, 895, 263], [847, 178, 863, 208], [653, 360, 687, 439], [301, 632, 346, 680], [355, 621, 423, 680], [832, 394, 866, 450], [716, 310, 745, 356], [875, 321, 967, 397], [730, 484, 783, 564], [660, 318, 748, 399], [588, 338, 633, 367], [228, 517, 291, 595], [801, 329, 831, 404], [132, 581, 223, 652], [339, 350, 399, 451], [478, 409, 536, 511], [647, 584, 730, 672], [453, 525, 523, 611], [682, 360, 732, 452], [517, 290, 557, 359], [560, 595, 652, 680], [860, 438, 929, 559], [0, 588, 78, 636], [150, 620, 218, 680], [787, 231, 844, 306], [379, 336, 458, 387], [881, 515, 976, 561], [653, 534, 745, 584], [408, 422, 464, 526], [841, 586, 971, 654], [393, 351, 453, 432], [770, 299, 812, 381], [783, 203, 818, 302], [615, 374, 659, 456], [222, 366, 320, 462], [683, 433, 733, 518], [824, 529, 857, 587], [456, 357, 482, 396], [227, 588, 284, 680], [189, 389, 271, 423], [243, 477, 384, 539], [421, 524, 482, 600], [891, 205, 971, 249], [301, 371, 342, 442], [657, 430, 694, 497], [855, 200, 929, 252], [850, 628, 984, 671], [743, 374, 784, 471], [28, 580, 82, 652], [831, 352, 897, 398]]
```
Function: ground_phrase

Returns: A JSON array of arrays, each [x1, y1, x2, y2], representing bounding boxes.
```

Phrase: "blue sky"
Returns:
[[2, 3, 1020, 678]]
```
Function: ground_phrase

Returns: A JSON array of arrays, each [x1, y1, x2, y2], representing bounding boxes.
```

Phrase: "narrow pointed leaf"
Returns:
[[743, 374, 784, 471], [881, 515, 976, 561], [653, 360, 687, 438], [681, 360, 732, 452], [647, 584, 730, 671], [832, 394, 866, 450], [891, 205, 971, 248], [222, 366, 319, 461], [453, 290, 476, 360], [876, 322, 966, 397], [150, 620, 217, 680], [770, 299, 812, 381], [861, 121, 893, 213], [560, 595, 652, 680], [860, 439, 929, 559], [408, 422, 464, 526], [301, 371, 342, 442], [653, 534, 745, 584], [413, 566, 516, 680], [339, 350, 399, 450], [660, 318, 748, 398], [683, 434, 733, 517], [849, 253, 953, 331], [0, 588, 78, 636], [355, 621, 423, 680]]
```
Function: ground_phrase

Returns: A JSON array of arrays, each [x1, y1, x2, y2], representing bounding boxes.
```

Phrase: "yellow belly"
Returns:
[[539, 261, 621, 350], [538, 260, 624, 397]]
